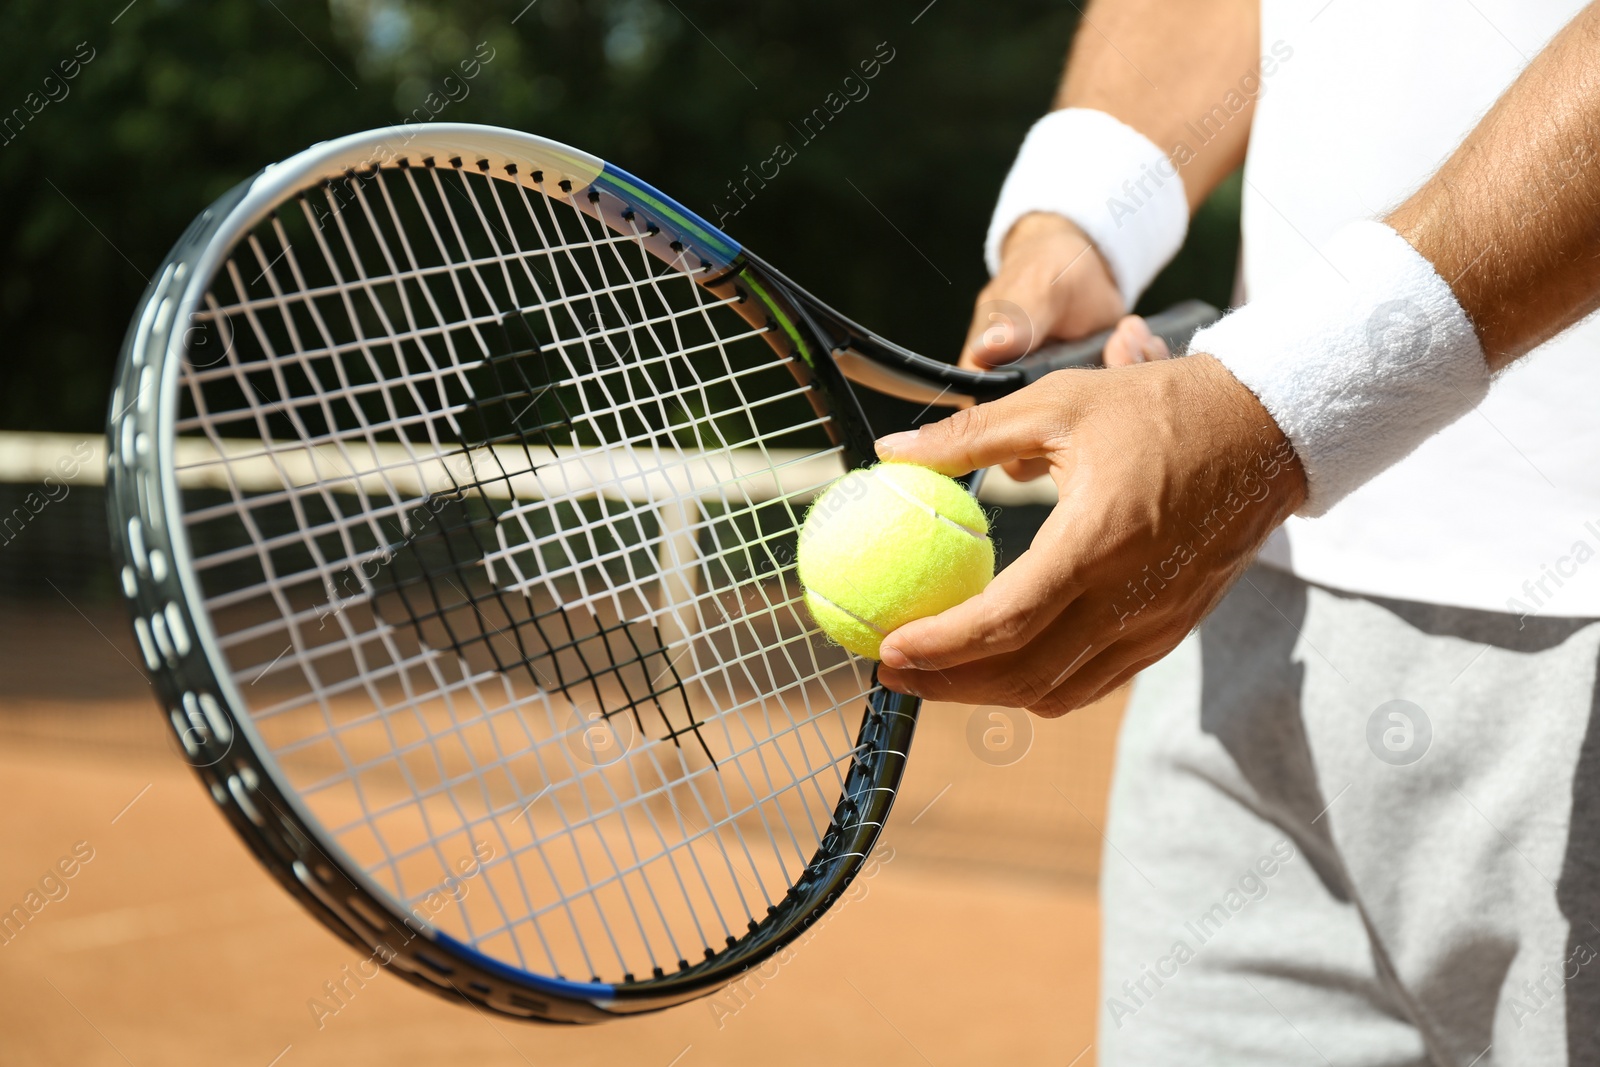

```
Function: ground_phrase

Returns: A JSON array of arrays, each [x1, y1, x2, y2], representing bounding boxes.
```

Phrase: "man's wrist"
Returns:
[[1189, 220, 1489, 517], [1188, 352, 1309, 520], [999, 212, 1092, 257], [998, 212, 1118, 285], [985, 108, 1189, 309]]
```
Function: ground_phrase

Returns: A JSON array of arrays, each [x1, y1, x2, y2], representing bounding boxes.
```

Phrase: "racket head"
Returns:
[[106, 124, 919, 1021]]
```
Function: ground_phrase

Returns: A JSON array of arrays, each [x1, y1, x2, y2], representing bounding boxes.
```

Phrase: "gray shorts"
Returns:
[[1100, 564, 1600, 1067]]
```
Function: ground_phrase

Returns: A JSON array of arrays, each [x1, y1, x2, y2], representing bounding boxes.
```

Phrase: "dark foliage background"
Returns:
[[1, 0, 1239, 435]]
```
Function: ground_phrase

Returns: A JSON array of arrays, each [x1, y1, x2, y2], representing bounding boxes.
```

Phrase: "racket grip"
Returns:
[[1015, 299, 1220, 381]]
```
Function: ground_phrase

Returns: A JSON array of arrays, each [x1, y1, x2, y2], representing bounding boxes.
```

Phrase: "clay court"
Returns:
[[0, 590, 1121, 1065]]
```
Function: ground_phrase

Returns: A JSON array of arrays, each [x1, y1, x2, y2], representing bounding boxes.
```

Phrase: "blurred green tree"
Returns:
[[0, 0, 1237, 434]]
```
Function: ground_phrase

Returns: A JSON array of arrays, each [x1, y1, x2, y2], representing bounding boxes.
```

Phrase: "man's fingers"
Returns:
[[878, 620, 1167, 717], [1001, 456, 1053, 482], [1102, 316, 1149, 367], [1102, 315, 1171, 367], [960, 289, 1049, 370], [960, 313, 1033, 370], [878, 590, 1109, 705], [1027, 643, 1169, 717], [877, 507, 1085, 671], [1073, 648, 1170, 712], [877, 571, 1056, 673], [875, 378, 1076, 475], [1140, 330, 1171, 363]]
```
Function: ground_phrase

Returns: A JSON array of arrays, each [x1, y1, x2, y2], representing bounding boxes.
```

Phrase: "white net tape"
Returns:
[[173, 161, 871, 982]]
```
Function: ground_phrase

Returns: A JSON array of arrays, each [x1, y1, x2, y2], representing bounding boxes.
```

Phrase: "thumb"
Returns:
[[879, 509, 1080, 670], [960, 293, 1049, 370], [875, 382, 1075, 476]]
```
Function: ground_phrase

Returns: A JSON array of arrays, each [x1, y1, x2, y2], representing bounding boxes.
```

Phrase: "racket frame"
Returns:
[[107, 125, 938, 1022]]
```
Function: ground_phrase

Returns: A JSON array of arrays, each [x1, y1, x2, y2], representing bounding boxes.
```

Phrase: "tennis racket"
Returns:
[[106, 123, 1215, 1022]]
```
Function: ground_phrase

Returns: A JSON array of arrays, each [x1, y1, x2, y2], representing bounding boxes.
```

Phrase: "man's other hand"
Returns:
[[874, 354, 1305, 716]]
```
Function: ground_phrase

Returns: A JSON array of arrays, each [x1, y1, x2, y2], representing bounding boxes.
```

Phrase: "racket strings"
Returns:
[[175, 159, 873, 982], [204, 478, 834, 679], [382, 488, 721, 771], [324, 165, 729, 972], [177, 385, 830, 591], [461, 171, 864, 844], [488, 176, 868, 967], [439, 177, 841, 840]]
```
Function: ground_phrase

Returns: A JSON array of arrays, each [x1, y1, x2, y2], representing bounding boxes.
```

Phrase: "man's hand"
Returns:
[[960, 211, 1173, 481], [959, 212, 1125, 372], [873, 355, 1306, 716]]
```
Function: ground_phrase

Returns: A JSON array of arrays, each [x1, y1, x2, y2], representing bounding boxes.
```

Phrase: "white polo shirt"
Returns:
[[1247, 0, 1600, 618]]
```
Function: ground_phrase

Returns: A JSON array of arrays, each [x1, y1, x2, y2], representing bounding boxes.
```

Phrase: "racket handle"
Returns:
[[1015, 299, 1220, 381]]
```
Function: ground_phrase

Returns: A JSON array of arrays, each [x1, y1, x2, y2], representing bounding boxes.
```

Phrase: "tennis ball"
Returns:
[[797, 462, 995, 660]]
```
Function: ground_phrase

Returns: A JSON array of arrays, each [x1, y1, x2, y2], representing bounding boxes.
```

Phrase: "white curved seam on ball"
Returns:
[[804, 589, 889, 635], [869, 469, 988, 539]]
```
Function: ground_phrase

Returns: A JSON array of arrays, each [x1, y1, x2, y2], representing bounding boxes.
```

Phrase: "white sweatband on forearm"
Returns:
[[1189, 220, 1489, 517], [985, 108, 1189, 309]]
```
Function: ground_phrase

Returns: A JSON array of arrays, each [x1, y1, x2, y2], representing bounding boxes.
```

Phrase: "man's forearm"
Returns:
[[1388, 2, 1600, 368], [1057, 0, 1261, 211]]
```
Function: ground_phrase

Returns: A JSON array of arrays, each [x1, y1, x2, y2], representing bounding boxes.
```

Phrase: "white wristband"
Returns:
[[1189, 220, 1489, 517], [985, 108, 1189, 309]]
